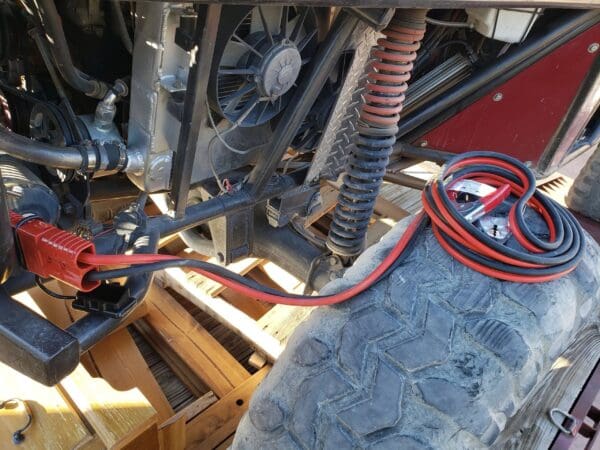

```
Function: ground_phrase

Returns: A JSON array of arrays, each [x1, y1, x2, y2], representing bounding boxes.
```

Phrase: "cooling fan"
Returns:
[[209, 6, 319, 127]]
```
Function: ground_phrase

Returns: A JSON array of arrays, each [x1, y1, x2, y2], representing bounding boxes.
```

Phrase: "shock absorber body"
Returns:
[[327, 10, 428, 257]]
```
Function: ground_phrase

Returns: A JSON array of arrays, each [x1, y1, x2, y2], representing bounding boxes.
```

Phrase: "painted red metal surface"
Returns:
[[551, 360, 600, 449], [415, 23, 600, 165]]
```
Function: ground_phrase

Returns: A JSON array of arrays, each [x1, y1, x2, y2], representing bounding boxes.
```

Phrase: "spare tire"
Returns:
[[567, 144, 600, 221], [233, 217, 600, 449]]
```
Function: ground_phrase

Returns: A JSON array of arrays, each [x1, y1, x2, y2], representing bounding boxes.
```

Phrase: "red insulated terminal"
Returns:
[[9, 211, 100, 292]]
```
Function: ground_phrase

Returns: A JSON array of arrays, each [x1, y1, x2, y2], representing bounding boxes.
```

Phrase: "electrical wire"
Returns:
[[78, 151, 583, 305], [35, 276, 76, 300], [81, 212, 427, 306], [422, 151, 584, 282]]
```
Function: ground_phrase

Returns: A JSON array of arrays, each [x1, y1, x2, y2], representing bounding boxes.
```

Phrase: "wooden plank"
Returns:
[[219, 287, 271, 320], [215, 434, 235, 450], [88, 329, 174, 423], [121, 422, 160, 450], [155, 268, 283, 362], [0, 361, 93, 450], [140, 285, 251, 397], [501, 327, 600, 450], [59, 364, 158, 449], [161, 392, 218, 429], [184, 257, 263, 298], [186, 367, 270, 448], [258, 261, 304, 294], [256, 304, 314, 345], [25, 289, 169, 422], [135, 319, 209, 398], [374, 195, 411, 221], [11, 291, 158, 450], [160, 415, 186, 450]]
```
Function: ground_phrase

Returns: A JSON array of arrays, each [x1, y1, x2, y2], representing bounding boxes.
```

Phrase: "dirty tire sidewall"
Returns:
[[233, 217, 600, 450], [567, 144, 600, 221]]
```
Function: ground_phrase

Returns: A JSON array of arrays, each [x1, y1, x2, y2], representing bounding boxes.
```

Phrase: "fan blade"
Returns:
[[289, 8, 308, 41], [222, 83, 256, 113], [232, 34, 263, 59], [297, 29, 317, 52], [280, 5, 289, 37], [256, 101, 269, 124], [257, 6, 274, 45], [233, 94, 260, 125], [251, 6, 281, 36], [221, 41, 250, 66]]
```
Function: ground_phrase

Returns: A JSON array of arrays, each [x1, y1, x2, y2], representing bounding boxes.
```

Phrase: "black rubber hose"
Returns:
[[0, 126, 84, 169], [36, 0, 108, 98], [110, 0, 132, 54]]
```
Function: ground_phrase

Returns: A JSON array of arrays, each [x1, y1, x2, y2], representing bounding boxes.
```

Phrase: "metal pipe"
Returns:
[[383, 171, 428, 190], [153, 173, 297, 237], [36, 0, 109, 98], [425, 16, 474, 28], [253, 214, 333, 291], [170, 4, 222, 217], [392, 142, 454, 163], [397, 10, 600, 141], [3, 270, 35, 296], [246, 10, 359, 196]]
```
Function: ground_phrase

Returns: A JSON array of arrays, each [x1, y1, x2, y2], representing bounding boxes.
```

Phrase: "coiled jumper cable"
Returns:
[[79, 151, 585, 307]]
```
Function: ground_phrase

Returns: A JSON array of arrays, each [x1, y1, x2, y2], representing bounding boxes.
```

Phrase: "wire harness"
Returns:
[[11, 151, 585, 307]]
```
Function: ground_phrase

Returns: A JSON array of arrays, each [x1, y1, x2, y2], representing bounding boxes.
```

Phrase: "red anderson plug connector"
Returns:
[[9, 211, 100, 292]]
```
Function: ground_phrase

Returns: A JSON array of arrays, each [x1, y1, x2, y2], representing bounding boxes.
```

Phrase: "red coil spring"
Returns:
[[327, 11, 428, 257], [360, 21, 427, 129]]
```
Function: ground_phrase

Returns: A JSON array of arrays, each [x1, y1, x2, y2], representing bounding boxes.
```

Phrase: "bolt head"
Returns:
[[12, 432, 25, 445], [493, 92, 503, 102], [588, 43, 599, 53], [419, 140, 428, 147]]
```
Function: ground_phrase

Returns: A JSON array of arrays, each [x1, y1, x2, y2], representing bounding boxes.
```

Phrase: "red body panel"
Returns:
[[415, 23, 600, 164]]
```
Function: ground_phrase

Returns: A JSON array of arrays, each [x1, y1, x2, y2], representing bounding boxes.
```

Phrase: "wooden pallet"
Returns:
[[0, 161, 433, 449]]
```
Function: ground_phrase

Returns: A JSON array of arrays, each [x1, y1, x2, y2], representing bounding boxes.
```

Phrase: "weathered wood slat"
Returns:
[[0, 361, 93, 450], [11, 291, 159, 450], [139, 285, 250, 398], [161, 392, 218, 429], [186, 367, 270, 449], [155, 268, 283, 362], [88, 329, 174, 423], [184, 257, 263, 298], [26, 288, 172, 422]]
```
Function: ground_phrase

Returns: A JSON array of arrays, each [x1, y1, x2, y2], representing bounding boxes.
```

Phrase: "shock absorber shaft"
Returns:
[[327, 9, 428, 257]]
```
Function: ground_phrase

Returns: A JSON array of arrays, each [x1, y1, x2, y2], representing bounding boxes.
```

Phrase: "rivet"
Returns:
[[588, 43, 599, 53], [493, 92, 503, 102]]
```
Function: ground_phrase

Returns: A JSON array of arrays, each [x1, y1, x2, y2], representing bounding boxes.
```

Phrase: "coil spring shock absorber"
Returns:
[[327, 10, 428, 257]]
